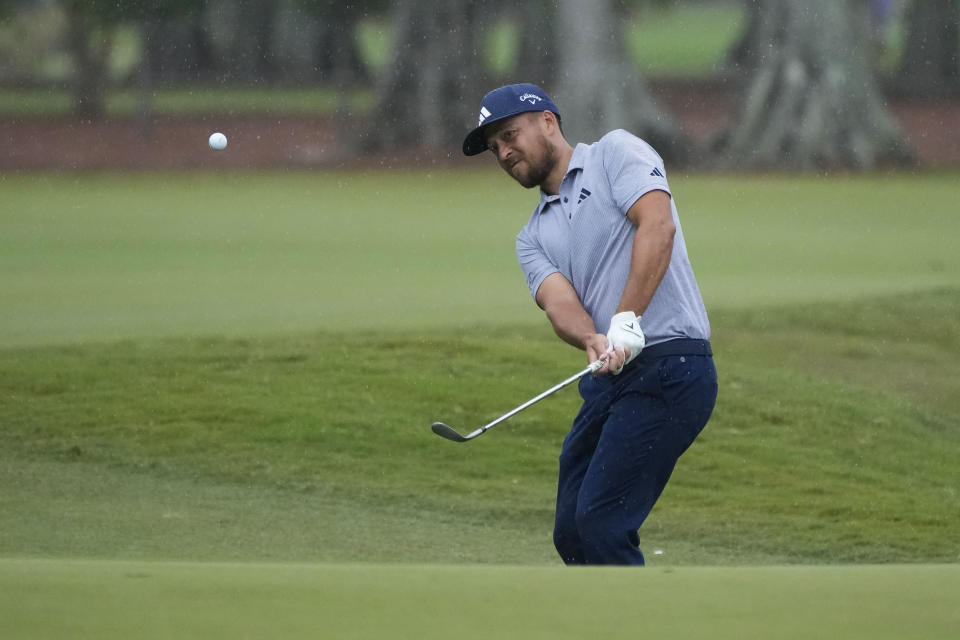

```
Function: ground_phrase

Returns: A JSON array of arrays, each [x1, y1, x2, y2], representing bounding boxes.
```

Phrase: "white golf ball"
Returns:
[[209, 132, 228, 151]]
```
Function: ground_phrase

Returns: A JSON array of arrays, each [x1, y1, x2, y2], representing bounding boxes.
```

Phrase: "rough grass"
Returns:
[[2, 290, 958, 565]]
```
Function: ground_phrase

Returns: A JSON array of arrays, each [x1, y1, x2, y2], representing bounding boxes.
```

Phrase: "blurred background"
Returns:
[[1, 0, 958, 172]]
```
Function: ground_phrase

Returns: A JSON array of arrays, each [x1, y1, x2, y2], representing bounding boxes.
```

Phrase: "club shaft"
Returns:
[[464, 360, 601, 439]]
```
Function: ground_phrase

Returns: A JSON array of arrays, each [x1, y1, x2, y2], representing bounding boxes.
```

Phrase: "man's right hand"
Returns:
[[584, 333, 627, 376]]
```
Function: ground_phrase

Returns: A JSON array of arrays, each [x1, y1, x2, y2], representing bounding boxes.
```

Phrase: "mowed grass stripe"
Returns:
[[1, 559, 957, 640], [1, 172, 957, 346]]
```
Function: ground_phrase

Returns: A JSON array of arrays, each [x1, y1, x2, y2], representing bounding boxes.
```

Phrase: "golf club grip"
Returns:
[[589, 354, 611, 373]]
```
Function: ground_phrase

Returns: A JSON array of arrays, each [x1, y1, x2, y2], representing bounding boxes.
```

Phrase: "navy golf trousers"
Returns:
[[553, 339, 717, 566]]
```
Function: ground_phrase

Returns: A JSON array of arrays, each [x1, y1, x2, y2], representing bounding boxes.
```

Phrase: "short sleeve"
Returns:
[[516, 225, 559, 302], [600, 130, 672, 215]]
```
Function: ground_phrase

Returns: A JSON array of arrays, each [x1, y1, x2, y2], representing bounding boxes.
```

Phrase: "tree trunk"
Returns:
[[727, 0, 763, 71], [66, 5, 112, 119], [361, 0, 489, 154], [714, 0, 912, 171], [514, 0, 557, 88], [553, 0, 685, 162], [228, 0, 278, 84], [314, 2, 368, 85], [136, 16, 158, 138], [898, 0, 960, 97], [147, 13, 216, 84]]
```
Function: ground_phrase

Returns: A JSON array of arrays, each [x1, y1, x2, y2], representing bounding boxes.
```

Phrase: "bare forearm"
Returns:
[[616, 226, 674, 315], [535, 273, 626, 374], [535, 272, 598, 351], [617, 191, 676, 315], [543, 297, 596, 351]]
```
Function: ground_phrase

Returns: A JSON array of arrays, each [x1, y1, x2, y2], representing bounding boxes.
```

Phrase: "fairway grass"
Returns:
[[2, 559, 957, 639], [1, 171, 958, 347]]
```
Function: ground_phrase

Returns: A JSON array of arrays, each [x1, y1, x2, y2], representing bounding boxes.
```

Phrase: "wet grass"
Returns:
[[2, 289, 958, 565], [2, 168, 957, 637], [2, 560, 957, 640], [2, 171, 957, 347]]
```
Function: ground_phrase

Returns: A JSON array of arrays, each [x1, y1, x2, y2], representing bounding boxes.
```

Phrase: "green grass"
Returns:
[[0, 171, 538, 346], [2, 559, 958, 640], [0, 87, 375, 118], [2, 290, 958, 565], [679, 173, 959, 305], [1, 171, 956, 347], [626, 2, 746, 76], [1, 169, 958, 565], [1, 170, 958, 635]]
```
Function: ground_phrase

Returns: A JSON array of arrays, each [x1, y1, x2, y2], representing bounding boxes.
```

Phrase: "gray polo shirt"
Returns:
[[515, 129, 710, 344]]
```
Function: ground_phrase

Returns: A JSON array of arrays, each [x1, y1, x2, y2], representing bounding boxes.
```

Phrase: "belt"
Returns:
[[637, 338, 712, 360]]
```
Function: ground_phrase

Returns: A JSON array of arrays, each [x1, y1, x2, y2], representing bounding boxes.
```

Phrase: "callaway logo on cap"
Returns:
[[463, 83, 561, 156]]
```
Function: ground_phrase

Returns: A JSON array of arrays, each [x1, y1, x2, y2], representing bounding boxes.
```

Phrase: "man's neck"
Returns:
[[541, 142, 574, 195]]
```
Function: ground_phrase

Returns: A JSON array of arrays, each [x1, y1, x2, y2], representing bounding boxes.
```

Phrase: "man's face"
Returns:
[[485, 112, 557, 189]]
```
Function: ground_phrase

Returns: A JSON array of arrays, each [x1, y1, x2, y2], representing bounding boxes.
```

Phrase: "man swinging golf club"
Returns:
[[462, 83, 718, 566]]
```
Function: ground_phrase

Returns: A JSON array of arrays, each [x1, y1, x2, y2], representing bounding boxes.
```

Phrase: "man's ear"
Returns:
[[542, 110, 562, 135], [542, 110, 557, 129]]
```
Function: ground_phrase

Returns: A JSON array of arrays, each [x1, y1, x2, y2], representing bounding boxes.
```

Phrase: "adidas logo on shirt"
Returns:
[[577, 188, 592, 204], [650, 167, 665, 178]]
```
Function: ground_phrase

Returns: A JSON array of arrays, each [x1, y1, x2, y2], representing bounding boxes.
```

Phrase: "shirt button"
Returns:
[[563, 197, 569, 203]]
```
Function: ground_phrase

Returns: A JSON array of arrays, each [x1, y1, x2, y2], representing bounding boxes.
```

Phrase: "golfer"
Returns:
[[463, 83, 718, 565]]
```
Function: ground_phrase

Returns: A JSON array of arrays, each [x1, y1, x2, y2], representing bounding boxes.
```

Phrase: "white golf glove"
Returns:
[[605, 311, 645, 375]]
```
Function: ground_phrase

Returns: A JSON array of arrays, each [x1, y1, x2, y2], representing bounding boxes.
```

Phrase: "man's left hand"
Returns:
[[605, 311, 645, 375]]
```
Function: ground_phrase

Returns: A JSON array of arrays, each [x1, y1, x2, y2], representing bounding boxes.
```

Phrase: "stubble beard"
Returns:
[[510, 135, 558, 189]]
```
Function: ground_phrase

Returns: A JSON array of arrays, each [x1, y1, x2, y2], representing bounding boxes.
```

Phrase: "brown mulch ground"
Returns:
[[1, 115, 341, 171], [654, 79, 960, 168], [2, 86, 959, 171]]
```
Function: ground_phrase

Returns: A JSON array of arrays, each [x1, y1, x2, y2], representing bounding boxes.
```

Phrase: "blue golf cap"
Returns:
[[462, 83, 561, 156]]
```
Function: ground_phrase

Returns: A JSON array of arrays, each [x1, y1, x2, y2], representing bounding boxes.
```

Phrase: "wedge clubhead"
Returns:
[[431, 422, 474, 442]]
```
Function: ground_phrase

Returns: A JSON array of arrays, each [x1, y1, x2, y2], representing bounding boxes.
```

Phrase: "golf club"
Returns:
[[431, 355, 610, 442]]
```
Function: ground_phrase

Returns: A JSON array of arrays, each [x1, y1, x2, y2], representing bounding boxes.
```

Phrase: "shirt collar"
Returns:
[[535, 143, 589, 214]]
